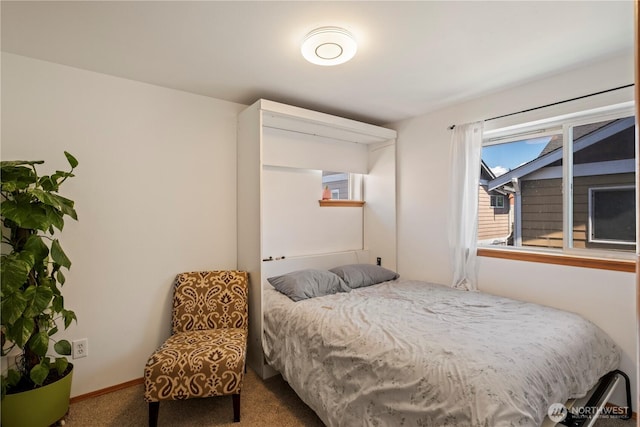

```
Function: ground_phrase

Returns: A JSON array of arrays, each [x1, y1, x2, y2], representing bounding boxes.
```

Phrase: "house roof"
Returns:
[[487, 116, 635, 191], [480, 161, 496, 181], [537, 120, 614, 157]]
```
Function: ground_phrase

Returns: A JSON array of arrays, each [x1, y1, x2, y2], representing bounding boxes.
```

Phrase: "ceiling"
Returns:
[[1, 1, 634, 125]]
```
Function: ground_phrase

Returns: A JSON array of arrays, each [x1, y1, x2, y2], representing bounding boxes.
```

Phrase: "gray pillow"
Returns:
[[267, 269, 350, 302], [329, 264, 399, 289]]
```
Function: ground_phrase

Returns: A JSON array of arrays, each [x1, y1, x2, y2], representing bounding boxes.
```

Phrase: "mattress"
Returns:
[[263, 279, 620, 427]]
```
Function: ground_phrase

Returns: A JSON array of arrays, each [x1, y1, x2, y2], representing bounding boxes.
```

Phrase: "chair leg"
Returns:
[[232, 393, 241, 422], [149, 401, 160, 427]]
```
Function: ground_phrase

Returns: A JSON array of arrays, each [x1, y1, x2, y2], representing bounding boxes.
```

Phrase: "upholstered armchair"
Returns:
[[144, 270, 249, 426]]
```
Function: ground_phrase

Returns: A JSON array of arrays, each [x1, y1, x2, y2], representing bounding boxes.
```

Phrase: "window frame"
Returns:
[[489, 194, 505, 209], [320, 171, 364, 205], [587, 185, 636, 246], [479, 102, 636, 263]]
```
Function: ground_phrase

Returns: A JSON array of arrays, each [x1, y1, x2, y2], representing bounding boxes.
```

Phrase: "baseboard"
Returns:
[[69, 383, 638, 422], [70, 377, 144, 404]]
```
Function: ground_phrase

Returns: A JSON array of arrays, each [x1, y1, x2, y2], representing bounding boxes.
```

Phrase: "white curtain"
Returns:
[[448, 121, 484, 291]]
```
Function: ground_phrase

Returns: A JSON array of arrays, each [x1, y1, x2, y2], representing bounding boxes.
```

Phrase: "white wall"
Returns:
[[392, 52, 638, 407], [364, 141, 397, 270], [1, 53, 245, 397], [262, 166, 363, 258], [3, 47, 635, 410]]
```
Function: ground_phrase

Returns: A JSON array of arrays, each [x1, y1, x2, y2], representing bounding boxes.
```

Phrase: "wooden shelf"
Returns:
[[477, 247, 635, 272], [319, 200, 365, 207]]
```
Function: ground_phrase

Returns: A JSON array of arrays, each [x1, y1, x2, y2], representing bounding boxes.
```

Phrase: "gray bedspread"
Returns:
[[263, 279, 619, 427]]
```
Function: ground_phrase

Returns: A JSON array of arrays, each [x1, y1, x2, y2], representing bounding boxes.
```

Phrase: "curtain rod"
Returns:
[[448, 83, 634, 130]]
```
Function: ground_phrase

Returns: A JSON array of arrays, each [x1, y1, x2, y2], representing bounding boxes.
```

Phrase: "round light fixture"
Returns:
[[301, 26, 357, 66]]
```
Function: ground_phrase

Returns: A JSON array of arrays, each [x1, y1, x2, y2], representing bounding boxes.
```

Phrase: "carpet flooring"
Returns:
[[65, 368, 636, 427], [66, 368, 323, 427]]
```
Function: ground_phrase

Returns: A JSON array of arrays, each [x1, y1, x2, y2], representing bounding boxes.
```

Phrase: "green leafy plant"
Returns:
[[1, 152, 78, 398]]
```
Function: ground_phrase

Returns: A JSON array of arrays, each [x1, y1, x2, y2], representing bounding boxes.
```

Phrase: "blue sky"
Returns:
[[482, 136, 551, 177]]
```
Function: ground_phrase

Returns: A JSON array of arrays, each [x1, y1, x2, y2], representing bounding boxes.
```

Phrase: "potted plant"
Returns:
[[1, 152, 79, 426]]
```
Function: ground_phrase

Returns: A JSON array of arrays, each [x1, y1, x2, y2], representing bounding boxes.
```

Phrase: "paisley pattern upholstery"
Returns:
[[172, 270, 249, 334], [144, 271, 248, 404]]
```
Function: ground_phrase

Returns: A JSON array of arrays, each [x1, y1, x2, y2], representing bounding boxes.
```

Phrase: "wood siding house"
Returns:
[[485, 117, 636, 252], [478, 162, 512, 244], [322, 171, 349, 200]]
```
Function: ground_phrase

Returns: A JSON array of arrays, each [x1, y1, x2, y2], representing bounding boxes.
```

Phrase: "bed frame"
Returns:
[[552, 370, 632, 427], [259, 251, 633, 425]]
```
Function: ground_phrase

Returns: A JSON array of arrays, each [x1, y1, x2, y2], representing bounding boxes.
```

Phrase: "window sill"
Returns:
[[477, 247, 635, 272], [318, 200, 365, 207]]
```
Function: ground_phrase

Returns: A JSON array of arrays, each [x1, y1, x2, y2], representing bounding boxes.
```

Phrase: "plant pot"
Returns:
[[1, 365, 73, 427]]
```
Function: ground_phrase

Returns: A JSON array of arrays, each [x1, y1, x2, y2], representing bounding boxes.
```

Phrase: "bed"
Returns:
[[262, 265, 624, 426]]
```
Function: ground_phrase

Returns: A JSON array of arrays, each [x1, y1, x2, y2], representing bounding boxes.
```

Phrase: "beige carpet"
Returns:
[[66, 368, 323, 427], [65, 368, 635, 426]]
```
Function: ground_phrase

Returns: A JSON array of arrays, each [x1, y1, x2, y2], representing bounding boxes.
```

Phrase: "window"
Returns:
[[478, 105, 636, 257], [321, 171, 362, 201], [322, 171, 349, 200], [589, 186, 635, 245], [490, 195, 504, 208]]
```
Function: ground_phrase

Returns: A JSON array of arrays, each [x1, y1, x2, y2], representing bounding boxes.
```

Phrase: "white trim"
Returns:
[[483, 101, 634, 140], [259, 99, 397, 145], [479, 103, 636, 259], [490, 194, 505, 208], [483, 128, 561, 146], [488, 116, 635, 191], [478, 237, 509, 246], [514, 188, 522, 246], [563, 124, 573, 250], [350, 173, 363, 201]]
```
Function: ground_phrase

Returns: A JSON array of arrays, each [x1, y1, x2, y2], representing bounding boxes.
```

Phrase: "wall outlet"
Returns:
[[72, 338, 88, 359]]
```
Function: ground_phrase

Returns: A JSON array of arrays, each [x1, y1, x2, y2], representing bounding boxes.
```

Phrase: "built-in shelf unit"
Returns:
[[237, 99, 397, 378]]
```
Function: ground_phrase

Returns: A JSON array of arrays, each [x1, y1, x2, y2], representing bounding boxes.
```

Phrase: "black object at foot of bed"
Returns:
[[560, 369, 632, 427]]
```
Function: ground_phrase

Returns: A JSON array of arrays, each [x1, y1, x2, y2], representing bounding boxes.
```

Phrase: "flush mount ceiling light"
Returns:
[[301, 26, 357, 66]]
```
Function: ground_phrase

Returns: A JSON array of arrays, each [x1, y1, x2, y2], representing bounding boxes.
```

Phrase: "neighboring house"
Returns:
[[322, 171, 349, 200], [478, 161, 513, 245], [485, 117, 636, 251]]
